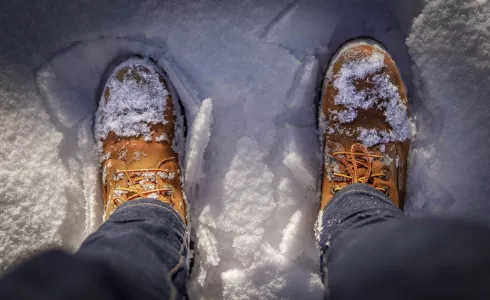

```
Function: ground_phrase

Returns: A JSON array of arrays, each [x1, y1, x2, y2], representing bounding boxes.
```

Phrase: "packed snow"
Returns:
[[1, 0, 490, 299]]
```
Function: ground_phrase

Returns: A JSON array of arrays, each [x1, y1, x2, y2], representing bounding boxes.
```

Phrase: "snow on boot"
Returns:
[[319, 39, 411, 209], [95, 58, 187, 222]]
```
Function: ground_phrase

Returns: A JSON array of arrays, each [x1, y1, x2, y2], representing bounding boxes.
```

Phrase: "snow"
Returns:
[[155, 133, 169, 142], [185, 98, 214, 195], [1, 0, 490, 299], [405, 0, 490, 218], [326, 41, 411, 147], [94, 58, 171, 151], [331, 52, 385, 110]]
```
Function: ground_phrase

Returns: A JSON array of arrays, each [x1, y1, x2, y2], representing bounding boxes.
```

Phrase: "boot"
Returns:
[[319, 39, 411, 210], [95, 58, 186, 222]]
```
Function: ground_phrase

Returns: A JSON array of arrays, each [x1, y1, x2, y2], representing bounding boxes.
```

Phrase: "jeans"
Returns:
[[320, 184, 490, 299], [77, 199, 189, 299], [0, 199, 189, 300], [2, 186, 490, 299]]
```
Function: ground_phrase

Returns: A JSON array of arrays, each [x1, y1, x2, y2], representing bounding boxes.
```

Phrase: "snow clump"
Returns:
[[94, 59, 170, 153], [329, 45, 411, 147]]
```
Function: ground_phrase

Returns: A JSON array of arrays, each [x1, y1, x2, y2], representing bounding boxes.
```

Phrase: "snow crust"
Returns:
[[5, 0, 490, 299]]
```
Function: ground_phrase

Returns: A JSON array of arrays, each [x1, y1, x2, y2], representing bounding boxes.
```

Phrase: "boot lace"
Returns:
[[111, 157, 177, 207], [329, 143, 389, 195]]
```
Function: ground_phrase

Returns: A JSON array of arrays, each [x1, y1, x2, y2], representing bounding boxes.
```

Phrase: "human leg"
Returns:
[[78, 198, 189, 299], [317, 39, 411, 298], [82, 57, 190, 297], [0, 199, 188, 300], [320, 191, 490, 300], [318, 183, 403, 274], [0, 57, 189, 300], [317, 38, 490, 300]]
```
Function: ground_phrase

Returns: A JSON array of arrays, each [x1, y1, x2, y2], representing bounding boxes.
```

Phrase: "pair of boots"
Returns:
[[97, 39, 410, 227]]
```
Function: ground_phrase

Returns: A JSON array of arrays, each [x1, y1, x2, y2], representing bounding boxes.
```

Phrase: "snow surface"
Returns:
[[1, 0, 490, 299], [406, 0, 490, 218]]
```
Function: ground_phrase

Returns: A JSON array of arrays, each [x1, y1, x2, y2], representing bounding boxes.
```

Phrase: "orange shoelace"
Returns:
[[329, 143, 388, 194], [112, 158, 176, 207]]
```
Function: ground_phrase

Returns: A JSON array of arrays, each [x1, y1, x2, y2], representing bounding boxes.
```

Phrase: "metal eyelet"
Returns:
[[380, 173, 389, 181], [114, 198, 122, 206]]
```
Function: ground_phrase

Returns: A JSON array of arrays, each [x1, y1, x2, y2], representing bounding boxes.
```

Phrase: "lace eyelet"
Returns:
[[114, 198, 122, 206], [331, 185, 340, 195], [380, 173, 389, 181]]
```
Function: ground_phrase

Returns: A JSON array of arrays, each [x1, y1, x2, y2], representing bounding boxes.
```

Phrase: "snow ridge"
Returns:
[[185, 98, 214, 194]]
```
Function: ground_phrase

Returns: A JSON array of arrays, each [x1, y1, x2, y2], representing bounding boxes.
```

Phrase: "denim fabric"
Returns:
[[319, 183, 403, 255], [77, 198, 189, 299], [320, 184, 490, 300], [319, 183, 403, 294], [0, 198, 189, 300], [3, 187, 490, 299]]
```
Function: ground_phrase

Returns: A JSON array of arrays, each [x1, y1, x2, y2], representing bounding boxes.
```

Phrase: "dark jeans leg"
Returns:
[[320, 184, 490, 300], [0, 199, 189, 300]]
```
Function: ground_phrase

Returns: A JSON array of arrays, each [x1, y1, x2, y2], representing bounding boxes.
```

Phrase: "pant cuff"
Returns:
[[319, 184, 403, 252], [113, 198, 185, 227]]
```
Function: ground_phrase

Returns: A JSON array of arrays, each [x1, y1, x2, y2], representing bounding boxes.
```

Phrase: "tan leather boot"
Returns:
[[319, 39, 410, 210], [95, 58, 186, 222]]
